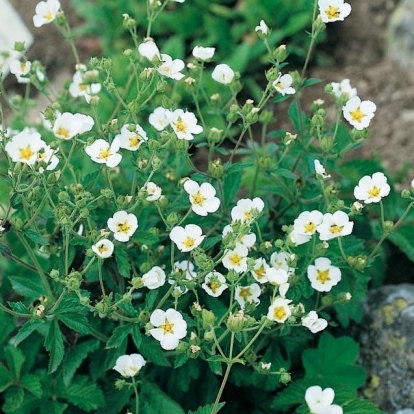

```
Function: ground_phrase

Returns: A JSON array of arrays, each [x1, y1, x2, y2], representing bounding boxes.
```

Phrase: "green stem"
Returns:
[[131, 377, 140, 414]]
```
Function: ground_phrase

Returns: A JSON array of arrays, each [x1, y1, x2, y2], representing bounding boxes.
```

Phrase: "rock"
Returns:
[[387, 0, 414, 74], [359, 284, 414, 413]]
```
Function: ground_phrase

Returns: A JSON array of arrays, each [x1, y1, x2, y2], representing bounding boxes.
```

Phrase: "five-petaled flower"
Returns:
[[9, 60, 31, 83], [202, 271, 228, 297], [267, 297, 292, 323], [235, 283, 261, 309], [318, 0, 351, 23], [142, 266, 166, 290], [354, 172, 390, 204], [317, 211, 353, 241], [305, 385, 343, 414], [301, 311, 328, 334], [144, 182, 162, 201], [343, 96, 376, 130], [115, 123, 148, 151], [273, 73, 295, 96], [138, 40, 161, 62], [113, 353, 146, 378], [5, 129, 44, 167], [222, 244, 249, 273], [170, 224, 205, 252], [231, 197, 264, 223], [53, 112, 94, 140], [157, 54, 185, 80], [184, 179, 220, 216], [222, 224, 257, 248], [251, 258, 269, 284], [290, 210, 324, 246], [33, 0, 61, 28], [85, 137, 122, 168], [149, 107, 169, 131], [167, 109, 203, 141], [91, 239, 114, 259], [107, 211, 138, 242], [307, 257, 341, 292], [330, 78, 357, 99], [149, 308, 187, 350]]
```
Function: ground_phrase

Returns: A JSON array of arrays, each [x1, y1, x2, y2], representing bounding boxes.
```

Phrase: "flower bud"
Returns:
[[208, 159, 224, 178], [259, 109, 274, 125], [14, 41, 26, 52], [312, 15, 326, 33], [166, 212, 179, 226], [320, 136, 334, 152], [123, 48, 133, 58], [66, 277, 81, 291], [279, 368, 292, 384], [80, 296, 90, 306], [138, 310, 150, 323], [202, 309, 216, 329], [89, 95, 100, 107], [273, 44, 288, 62], [321, 294, 334, 307], [208, 127, 223, 144], [258, 155, 271, 171], [226, 111, 239, 123], [101, 188, 113, 199], [383, 220, 394, 233], [10, 216, 23, 230], [401, 189, 411, 199]]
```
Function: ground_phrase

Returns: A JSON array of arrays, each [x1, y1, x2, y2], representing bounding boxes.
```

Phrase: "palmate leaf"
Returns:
[[13, 319, 44, 346], [44, 319, 65, 374], [20, 374, 42, 399], [141, 381, 185, 414], [57, 313, 91, 335]]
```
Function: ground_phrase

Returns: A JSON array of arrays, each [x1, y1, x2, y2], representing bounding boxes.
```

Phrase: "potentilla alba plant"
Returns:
[[0, 0, 409, 413]]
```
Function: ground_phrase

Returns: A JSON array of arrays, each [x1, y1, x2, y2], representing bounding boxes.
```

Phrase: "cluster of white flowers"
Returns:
[[305, 386, 343, 414]]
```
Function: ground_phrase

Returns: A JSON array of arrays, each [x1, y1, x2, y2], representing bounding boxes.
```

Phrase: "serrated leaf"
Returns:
[[58, 313, 91, 334], [8, 274, 48, 298], [40, 400, 68, 414], [22, 229, 48, 245], [13, 320, 44, 346], [289, 100, 306, 134], [140, 336, 171, 367], [4, 346, 25, 380], [223, 171, 242, 207], [20, 374, 42, 398], [145, 289, 158, 310], [115, 247, 131, 278], [141, 381, 185, 414], [207, 359, 223, 376], [62, 375, 104, 411], [272, 378, 315, 411], [174, 353, 189, 369], [106, 324, 133, 349], [2, 385, 24, 413], [131, 325, 142, 349], [203, 235, 222, 251], [7, 301, 31, 315], [134, 230, 160, 245], [188, 402, 226, 414], [44, 320, 65, 374], [342, 399, 385, 414], [272, 168, 298, 180], [0, 363, 14, 393]]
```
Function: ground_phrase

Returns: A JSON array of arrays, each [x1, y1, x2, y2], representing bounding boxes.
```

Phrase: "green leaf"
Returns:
[[342, 399, 385, 414], [106, 324, 133, 349], [0, 363, 14, 393], [140, 336, 171, 367], [57, 313, 91, 334], [0, 242, 12, 258], [22, 229, 48, 245], [8, 274, 48, 298], [388, 224, 414, 262], [134, 229, 160, 245], [272, 378, 315, 411], [13, 320, 44, 346], [40, 400, 68, 414], [2, 385, 24, 413], [44, 320, 65, 374], [20, 374, 42, 398], [61, 375, 105, 411], [141, 381, 185, 414], [272, 168, 298, 180], [174, 353, 189, 369], [188, 402, 226, 414], [289, 100, 306, 134], [0, 311, 16, 346], [203, 235, 222, 251], [222, 171, 242, 208], [302, 78, 322, 88], [7, 301, 30, 315], [302, 332, 366, 389], [145, 289, 158, 310], [131, 324, 142, 349], [115, 247, 131, 278], [4, 346, 25, 380]]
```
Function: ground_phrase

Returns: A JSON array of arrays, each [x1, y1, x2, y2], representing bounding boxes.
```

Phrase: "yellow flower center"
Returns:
[[175, 120, 187, 133], [244, 211, 252, 221], [350, 108, 364, 122], [117, 221, 131, 234], [45, 11, 53, 20], [161, 65, 171, 73], [304, 222, 316, 233], [229, 253, 242, 266], [368, 186, 380, 198], [255, 265, 266, 279], [130, 365, 138, 373], [19, 146, 34, 160], [79, 84, 88, 91], [129, 135, 141, 148], [274, 82, 283, 89], [326, 5, 340, 19], [56, 127, 70, 138], [329, 224, 343, 234], [239, 288, 251, 298], [99, 148, 111, 160], [192, 192, 206, 206], [161, 321, 174, 334], [208, 282, 220, 293], [97, 244, 108, 254], [183, 237, 196, 249], [273, 306, 287, 321], [317, 269, 331, 283], [20, 62, 27, 72]]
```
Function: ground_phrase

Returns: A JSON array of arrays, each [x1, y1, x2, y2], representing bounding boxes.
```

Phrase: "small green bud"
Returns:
[[273, 44, 288, 62], [259, 109, 274, 125], [203, 330, 215, 341], [138, 310, 150, 323], [208, 159, 224, 178], [258, 155, 271, 171], [226, 270, 239, 282], [244, 349, 257, 364], [208, 127, 223, 144], [115, 379, 126, 389], [245, 110, 259, 125], [201, 309, 216, 329], [66, 277, 81, 291], [321, 294, 334, 307], [122, 292, 132, 303], [320, 136, 334, 152], [401, 189, 411, 198], [131, 276, 143, 289], [279, 368, 292, 384], [100, 57, 112, 70], [274, 239, 284, 248], [89, 95, 100, 107], [259, 241, 273, 254], [175, 139, 189, 152], [312, 15, 326, 33], [79, 208, 89, 218], [311, 114, 324, 127], [101, 188, 113, 199], [166, 212, 179, 226], [227, 312, 245, 332], [127, 100, 140, 114], [54, 12, 67, 26], [80, 296, 90, 306], [123, 48, 133, 58], [95, 299, 110, 316], [122, 15, 137, 30], [10, 216, 24, 230], [383, 220, 394, 233], [226, 111, 239, 123], [14, 41, 26, 52], [50, 269, 60, 280], [336, 199, 345, 209], [58, 191, 70, 202], [156, 80, 167, 93]]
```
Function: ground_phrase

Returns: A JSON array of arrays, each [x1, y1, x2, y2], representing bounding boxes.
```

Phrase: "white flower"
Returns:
[[149, 308, 187, 350], [37, 142, 59, 171], [314, 160, 331, 180], [343, 96, 376, 130], [222, 225, 256, 248], [91, 239, 114, 259], [318, 0, 351, 23], [301, 311, 328, 334], [222, 244, 249, 273], [273, 73, 295, 96], [354, 172, 390, 204], [149, 107, 169, 131], [307, 257, 341, 292], [142, 266, 166, 290], [305, 386, 343, 414], [184, 179, 220, 216], [138, 40, 161, 62], [330, 78, 357, 99], [290, 210, 324, 246], [69, 70, 101, 102], [266, 267, 289, 286], [115, 124, 148, 151], [231, 197, 264, 223], [270, 251, 295, 275], [255, 20, 269, 35], [9, 60, 31, 83], [157, 54, 185, 80], [192, 46, 215, 61], [113, 354, 146, 378], [33, 0, 61, 27], [53, 112, 94, 140], [251, 258, 269, 284], [5, 130, 44, 166], [235, 283, 261, 309], [202, 271, 228, 297], [85, 138, 122, 168], [166, 109, 203, 141], [145, 182, 162, 201], [317, 211, 354, 241], [107, 211, 138, 242], [211, 64, 235, 85], [170, 224, 205, 252], [267, 297, 292, 323]]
